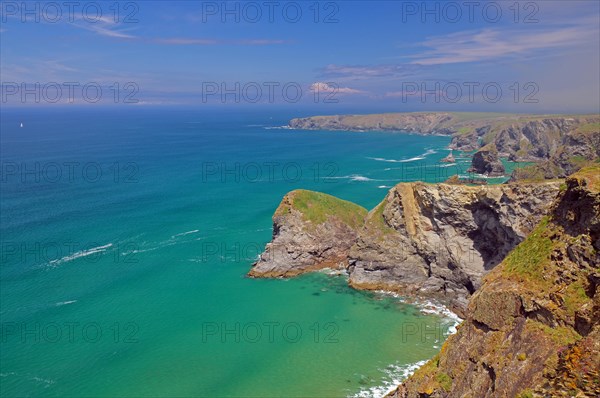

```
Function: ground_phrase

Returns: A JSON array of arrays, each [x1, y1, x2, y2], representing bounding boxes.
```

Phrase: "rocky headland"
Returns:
[[250, 165, 600, 396], [289, 112, 599, 179], [250, 180, 561, 316], [388, 165, 600, 397]]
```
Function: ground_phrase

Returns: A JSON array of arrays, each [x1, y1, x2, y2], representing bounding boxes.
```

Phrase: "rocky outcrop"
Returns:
[[248, 190, 367, 277], [289, 112, 458, 135], [348, 181, 560, 315], [250, 181, 561, 315], [468, 147, 506, 176], [289, 112, 599, 180], [388, 165, 600, 398]]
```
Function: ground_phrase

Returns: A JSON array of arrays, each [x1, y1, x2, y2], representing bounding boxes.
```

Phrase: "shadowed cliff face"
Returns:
[[347, 181, 560, 315], [388, 165, 600, 398], [249, 181, 561, 316]]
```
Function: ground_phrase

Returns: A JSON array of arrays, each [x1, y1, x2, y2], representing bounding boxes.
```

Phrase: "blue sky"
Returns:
[[1, 0, 599, 113]]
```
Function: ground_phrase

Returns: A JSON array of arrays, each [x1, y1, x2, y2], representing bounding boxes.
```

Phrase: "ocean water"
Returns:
[[1, 108, 462, 398]]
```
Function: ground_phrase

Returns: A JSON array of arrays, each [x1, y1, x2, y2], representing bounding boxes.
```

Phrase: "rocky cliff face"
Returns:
[[289, 112, 599, 178], [289, 112, 458, 134], [388, 165, 600, 398], [348, 181, 560, 315], [250, 181, 560, 315], [468, 148, 506, 177], [248, 190, 367, 277]]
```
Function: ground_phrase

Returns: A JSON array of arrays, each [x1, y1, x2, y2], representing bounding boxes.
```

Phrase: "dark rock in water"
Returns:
[[440, 152, 455, 163], [468, 149, 505, 177]]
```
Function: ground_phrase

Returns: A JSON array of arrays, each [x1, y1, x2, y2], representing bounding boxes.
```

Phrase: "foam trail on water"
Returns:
[[49, 244, 113, 266]]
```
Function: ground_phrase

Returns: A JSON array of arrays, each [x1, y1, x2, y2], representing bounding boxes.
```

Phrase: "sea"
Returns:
[[0, 107, 484, 397]]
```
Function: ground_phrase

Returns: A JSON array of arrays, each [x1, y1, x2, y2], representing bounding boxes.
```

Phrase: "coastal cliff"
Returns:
[[289, 113, 599, 178], [248, 190, 367, 277], [388, 165, 600, 397], [249, 181, 560, 315]]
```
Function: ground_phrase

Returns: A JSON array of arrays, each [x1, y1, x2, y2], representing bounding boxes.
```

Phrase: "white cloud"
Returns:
[[411, 24, 599, 65], [309, 82, 363, 94]]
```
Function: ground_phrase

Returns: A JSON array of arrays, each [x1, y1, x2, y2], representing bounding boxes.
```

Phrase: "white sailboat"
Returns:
[[20, 122, 23, 128]]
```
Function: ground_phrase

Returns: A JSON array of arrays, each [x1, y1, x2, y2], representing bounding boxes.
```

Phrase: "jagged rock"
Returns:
[[289, 112, 457, 135], [468, 148, 506, 176], [348, 181, 560, 315], [388, 165, 600, 398], [440, 152, 455, 163], [289, 112, 599, 180], [248, 190, 367, 277], [250, 181, 561, 315]]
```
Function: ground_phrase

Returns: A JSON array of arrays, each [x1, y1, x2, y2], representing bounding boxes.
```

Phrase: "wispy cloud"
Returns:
[[309, 82, 364, 94], [154, 38, 287, 46], [411, 24, 598, 65], [318, 64, 427, 79]]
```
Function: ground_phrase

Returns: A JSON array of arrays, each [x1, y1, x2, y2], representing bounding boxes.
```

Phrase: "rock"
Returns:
[[440, 152, 455, 163], [468, 148, 506, 177], [251, 180, 561, 315], [288, 112, 600, 181], [248, 190, 367, 277], [289, 112, 457, 135], [347, 180, 560, 315], [388, 165, 600, 398]]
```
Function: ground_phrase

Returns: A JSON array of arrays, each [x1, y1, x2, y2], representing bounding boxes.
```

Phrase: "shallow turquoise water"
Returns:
[[1, 108, 460, 397]]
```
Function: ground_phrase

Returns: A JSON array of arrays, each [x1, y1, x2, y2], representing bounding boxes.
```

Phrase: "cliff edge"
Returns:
[[249, 181, 561, 316], [388, 165, 600, 397]]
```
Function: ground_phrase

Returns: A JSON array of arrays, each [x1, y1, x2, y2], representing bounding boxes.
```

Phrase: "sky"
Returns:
[[1, 0, 599, 113]]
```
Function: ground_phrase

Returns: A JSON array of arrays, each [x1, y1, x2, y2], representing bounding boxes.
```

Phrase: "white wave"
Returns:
[[378, 185, 391, 189], [368, 156, 425, 163], [423, 149, 437, 156], [263, 125, 291, 130], [325, 175, 378, 182], [171, 229, 200, 239], [439, 163, 457, 168], [350, 360, 428, 398], [31, 376, 56, 387], [49, 244, 113, 266], [458, 174, 506, 180], [56, 300, 77, 306]]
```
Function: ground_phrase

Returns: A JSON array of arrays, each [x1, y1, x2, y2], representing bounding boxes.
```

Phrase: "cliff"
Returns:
[[289, 112, 459, 135], [388, 165, 600, 398], [289, 113, 599, 178], [248, 190, 367, 277], [249, 181, 561, 315]]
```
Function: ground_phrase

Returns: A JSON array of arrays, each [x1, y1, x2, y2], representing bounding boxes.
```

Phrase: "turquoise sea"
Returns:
[[0, 108, 466, 397]]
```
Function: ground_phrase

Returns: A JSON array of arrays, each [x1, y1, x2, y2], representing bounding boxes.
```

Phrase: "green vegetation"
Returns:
[[503, 216, 553, 283], [517, 353, 527, 361], [281, 190, 367, 228], [516, 389, 534, 398], [572, 164, 600, 191], [367, 201, 394, 236], [574, 122, 600, 134], [526, 320, 581, 346], [564, 281, 590, 315], [435, 372, 453, 392]]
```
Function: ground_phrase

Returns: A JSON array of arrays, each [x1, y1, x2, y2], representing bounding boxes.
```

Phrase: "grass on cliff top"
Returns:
[[572, 163, 600, 192], [502, 216, 555, 288], [277, 190, 367, 228]]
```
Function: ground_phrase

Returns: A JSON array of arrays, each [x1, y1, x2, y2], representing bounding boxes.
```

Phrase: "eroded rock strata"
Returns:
[[289, 113, 599, 178], [249, 181, 561, 315], [388, 165, 600, 398]]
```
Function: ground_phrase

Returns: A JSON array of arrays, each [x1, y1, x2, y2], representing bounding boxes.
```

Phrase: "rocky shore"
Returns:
[[387, 166, 600, 397], [250, 165, 600, 397], [249, 180, 561, 316], [289, 112, 599, 179]]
